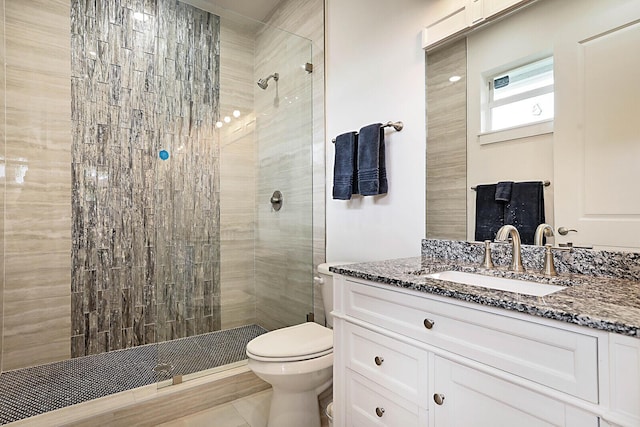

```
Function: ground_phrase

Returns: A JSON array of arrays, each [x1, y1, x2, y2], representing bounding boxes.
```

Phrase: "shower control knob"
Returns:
[[557, 227, 577, 236]]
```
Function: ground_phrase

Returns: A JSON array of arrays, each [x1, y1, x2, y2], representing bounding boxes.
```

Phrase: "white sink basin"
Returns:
[[426, 270, 565, 296]]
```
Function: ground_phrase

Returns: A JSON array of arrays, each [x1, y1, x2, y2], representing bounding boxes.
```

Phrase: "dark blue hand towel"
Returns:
[[357, 123, 387, 196], [495, 181, 513, 202], [474, 184, 505, 242], [332, 131, 358, 200], [504, 181, 545, 244]]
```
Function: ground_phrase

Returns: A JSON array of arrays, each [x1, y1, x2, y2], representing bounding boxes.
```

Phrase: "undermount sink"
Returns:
[[426, 270, 565, 297]]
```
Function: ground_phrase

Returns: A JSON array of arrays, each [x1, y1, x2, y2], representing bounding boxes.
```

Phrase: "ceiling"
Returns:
[[206, 0, 284, 22]]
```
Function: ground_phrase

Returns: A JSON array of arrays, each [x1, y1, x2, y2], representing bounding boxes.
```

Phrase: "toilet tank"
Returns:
[[317, 262, 352, 328]]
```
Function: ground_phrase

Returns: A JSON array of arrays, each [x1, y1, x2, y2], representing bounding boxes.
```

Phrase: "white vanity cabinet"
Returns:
[[332, 275, 640, 427]]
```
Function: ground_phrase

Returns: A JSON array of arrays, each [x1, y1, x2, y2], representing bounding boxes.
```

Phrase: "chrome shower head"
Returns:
[[257, 73, 279, 90]]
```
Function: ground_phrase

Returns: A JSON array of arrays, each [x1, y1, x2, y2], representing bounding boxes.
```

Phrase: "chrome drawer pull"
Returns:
[[433, 393, 445, 405], [374, 356, 384, 366], [423, 318, 435, 329], [375, 407, 385, 417]]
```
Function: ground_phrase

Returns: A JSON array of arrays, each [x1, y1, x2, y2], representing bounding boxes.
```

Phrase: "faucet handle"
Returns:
[[543, 244, 558, 276], [481, 240, 494, 269]]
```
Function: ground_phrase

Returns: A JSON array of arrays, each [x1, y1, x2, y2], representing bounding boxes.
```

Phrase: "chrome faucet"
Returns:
[[534, 223, 554, 246], [495, 225, 525, 272]]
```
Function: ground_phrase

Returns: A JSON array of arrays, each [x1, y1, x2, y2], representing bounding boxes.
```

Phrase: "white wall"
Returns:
[[325, 0, 428, 262]]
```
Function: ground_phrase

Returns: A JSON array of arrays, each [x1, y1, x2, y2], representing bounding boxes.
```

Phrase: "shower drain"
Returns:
[[152, 363, 174, 373]]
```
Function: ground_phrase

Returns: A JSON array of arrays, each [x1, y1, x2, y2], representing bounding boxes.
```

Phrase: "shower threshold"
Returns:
[[0, 324, 266, 425]]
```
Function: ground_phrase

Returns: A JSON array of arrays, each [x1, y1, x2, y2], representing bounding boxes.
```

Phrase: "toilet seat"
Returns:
[[246, 322, 333, 362]]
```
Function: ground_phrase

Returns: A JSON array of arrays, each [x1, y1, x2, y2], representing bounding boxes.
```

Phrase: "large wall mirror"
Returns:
[[426, 0, 640, 252]]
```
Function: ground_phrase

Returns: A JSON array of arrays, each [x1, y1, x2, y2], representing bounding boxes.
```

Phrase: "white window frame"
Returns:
[[479, 56, 555, 145]]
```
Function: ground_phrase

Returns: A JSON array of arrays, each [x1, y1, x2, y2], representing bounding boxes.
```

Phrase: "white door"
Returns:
[[431, 357, 598, 427], [554, 2, 640, 251]]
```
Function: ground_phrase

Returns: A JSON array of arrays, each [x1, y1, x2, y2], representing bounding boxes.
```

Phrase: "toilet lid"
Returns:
[[246, 322, 333, 361]]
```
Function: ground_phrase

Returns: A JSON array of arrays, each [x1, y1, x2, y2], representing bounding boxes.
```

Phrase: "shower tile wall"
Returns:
[[263, 0, 326, 325], [70, 0, 221, 357], [219, 18, 257, 330], [2, 0, 72, 371], [0, 0, 5, 372], [254, 5, 316, 331]]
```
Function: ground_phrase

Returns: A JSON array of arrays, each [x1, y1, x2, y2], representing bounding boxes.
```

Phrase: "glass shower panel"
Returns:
[[154, 7, 314, 387], [254, 29, 314, 332]]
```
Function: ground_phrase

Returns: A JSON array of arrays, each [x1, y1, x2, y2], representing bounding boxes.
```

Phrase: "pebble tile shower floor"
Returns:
[[0, 324, 266, 424]]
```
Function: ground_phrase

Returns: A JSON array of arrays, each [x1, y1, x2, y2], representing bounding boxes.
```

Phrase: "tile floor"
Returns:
[[159, 389, 272, 427], [160, 389, 332, 427]]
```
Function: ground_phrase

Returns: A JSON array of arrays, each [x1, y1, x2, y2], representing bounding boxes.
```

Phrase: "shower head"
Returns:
[[257, 73, 279, 90]]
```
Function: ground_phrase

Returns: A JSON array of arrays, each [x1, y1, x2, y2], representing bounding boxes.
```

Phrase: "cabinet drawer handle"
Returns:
[[433, 393, 445, 405], [374, 356, 384, 366], [423, 318, 435, 329], [375, 407, 385, 417]]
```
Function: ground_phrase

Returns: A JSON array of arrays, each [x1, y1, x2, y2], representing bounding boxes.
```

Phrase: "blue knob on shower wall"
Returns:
[[159, 150, 169, 160]]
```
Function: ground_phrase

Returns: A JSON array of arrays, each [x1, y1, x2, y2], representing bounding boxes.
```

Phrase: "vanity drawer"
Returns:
[[343, 278, 599, 403], [346, 370, 428, 427], [344, 322, 428, 405]]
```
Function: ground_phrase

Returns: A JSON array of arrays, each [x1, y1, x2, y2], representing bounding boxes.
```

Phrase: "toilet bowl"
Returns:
[[245, 262, 349, 427]]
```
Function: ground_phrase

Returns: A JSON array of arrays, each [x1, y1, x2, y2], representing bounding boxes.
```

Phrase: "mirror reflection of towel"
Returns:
[[474, 181, 545, 244], [332, 131, 358, 200], [504, 181, 545, 245], [474, 184, 504, 241], [357, 123, 387, 196], [495, 181, 513, 202]]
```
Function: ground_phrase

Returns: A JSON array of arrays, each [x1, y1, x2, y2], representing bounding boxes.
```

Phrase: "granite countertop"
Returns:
[[330, 255, 640, 338]]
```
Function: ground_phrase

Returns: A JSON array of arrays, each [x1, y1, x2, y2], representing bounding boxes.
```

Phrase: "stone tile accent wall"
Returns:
[[70, 0, 221, 357]]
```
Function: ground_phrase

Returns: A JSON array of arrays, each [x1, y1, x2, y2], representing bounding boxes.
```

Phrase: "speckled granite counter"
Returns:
[[330, 240, 640, 338]]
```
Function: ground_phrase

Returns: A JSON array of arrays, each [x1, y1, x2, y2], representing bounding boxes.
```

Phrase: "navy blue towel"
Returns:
[[495, 181, 513, 202], [504, 181, 545, 245], [332, 131, 358, 200], [474, 184, 505, 242], [357, 123, 387, 196]]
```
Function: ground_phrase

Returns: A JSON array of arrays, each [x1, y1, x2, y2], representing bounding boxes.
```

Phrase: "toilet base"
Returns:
[[267, 386, 323, 427]]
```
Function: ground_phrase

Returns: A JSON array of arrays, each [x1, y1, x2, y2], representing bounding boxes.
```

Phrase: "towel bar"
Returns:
[[331, 121, 403, 143], [471, 180, 550, 191]]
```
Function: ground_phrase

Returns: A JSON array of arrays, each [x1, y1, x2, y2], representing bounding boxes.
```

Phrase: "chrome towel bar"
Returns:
[[471, 180, 550, 191], [331, 121, 404, 143]]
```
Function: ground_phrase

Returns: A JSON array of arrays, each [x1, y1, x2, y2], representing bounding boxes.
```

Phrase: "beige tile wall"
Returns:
[[254, 1, 320, 330], [219, 0, 326, 331], [0, 0, 5, 372], [426, 39, 467, 241], [219, 17, 258, 329], [2, 0, 72, 370], [264, 0, 327, 326]]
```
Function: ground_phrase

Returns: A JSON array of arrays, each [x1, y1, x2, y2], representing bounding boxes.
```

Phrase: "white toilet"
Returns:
[[246, 262, 344, 427]]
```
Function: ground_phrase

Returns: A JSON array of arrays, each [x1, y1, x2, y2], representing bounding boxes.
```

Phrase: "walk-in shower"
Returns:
[[0, 0, 314, 423]]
